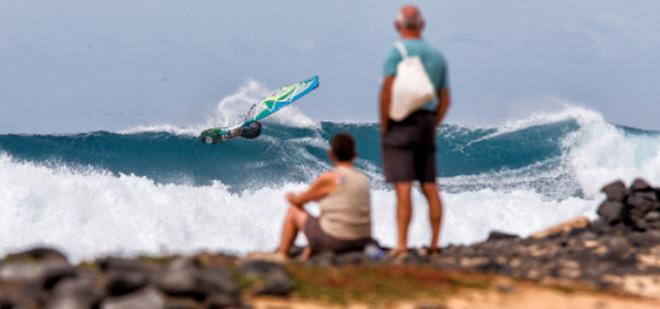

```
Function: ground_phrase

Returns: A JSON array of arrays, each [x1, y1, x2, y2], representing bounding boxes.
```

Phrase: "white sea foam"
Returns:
[[120, 80, 318, 136], [470, 101, 604, 143], [563, 114, 660, 198], [0, 153, 595, 261]]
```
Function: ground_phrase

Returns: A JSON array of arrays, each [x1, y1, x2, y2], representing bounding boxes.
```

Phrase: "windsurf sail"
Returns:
[[243, 75, 319, 125], [199, 76, 319, 144]]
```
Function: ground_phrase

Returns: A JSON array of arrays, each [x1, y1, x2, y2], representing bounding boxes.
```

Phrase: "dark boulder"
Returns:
[[487, 231, 519, 241], [106, 271, 149, 297], [627, 194, 656, 216], [156, 258, 239, 301], [156, 267, 201, 299], [0, 253, 76, 292], [101, 287, 165, 309], [601, 180, 627, 201], [631, 178, 652, 191], [239, 260, 293, 297], [195, 267, 240, 296], [48, 275, 105, 309], [597, 201, 625, 224], [205, 292, 242, 308], [4, 247, 68, 262], [0, 291, 13, 309], [305, 251, 335, 267], [334, 251, 369, 266], [254, 269, 294, 297], [98, 257, 162, 279]]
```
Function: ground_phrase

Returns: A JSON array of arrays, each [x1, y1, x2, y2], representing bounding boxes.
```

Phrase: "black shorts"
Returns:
[[382, 110, 437, 183], [303, 217, 372, 254]]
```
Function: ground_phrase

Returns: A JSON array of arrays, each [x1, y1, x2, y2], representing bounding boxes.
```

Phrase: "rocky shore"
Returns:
[[1, 179, 659, 308]]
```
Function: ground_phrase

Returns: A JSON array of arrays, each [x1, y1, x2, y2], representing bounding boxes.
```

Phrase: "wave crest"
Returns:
[[121, 80, 318, 136]]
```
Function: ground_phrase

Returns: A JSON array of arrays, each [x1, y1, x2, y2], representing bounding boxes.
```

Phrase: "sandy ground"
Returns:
[[250, 278, 660, 309]]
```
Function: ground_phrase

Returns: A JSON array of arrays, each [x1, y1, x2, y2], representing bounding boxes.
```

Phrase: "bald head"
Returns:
[[396, 5, 424, 32]]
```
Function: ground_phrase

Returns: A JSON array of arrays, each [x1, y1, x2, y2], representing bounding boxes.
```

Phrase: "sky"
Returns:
[[1, 0, 660, 133]]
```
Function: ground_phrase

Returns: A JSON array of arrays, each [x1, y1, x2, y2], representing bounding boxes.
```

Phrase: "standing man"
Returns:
[[380, 5, 451, 255]]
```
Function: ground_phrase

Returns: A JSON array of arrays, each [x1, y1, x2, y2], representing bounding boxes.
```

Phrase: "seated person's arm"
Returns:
[[286, 172, 339, 207]]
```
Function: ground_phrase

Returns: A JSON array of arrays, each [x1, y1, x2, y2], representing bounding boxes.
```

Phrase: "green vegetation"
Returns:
[[288, 265, 491, 305]]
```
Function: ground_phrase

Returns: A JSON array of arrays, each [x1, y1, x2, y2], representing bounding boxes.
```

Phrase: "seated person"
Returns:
[[276, 133, 373, 260]]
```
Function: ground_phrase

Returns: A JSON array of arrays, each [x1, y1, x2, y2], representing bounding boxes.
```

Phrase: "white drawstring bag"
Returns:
[[389, 41, 436, 121]]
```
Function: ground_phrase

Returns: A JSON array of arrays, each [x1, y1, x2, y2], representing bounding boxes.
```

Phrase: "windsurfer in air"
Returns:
[[199, 76, 319, 144], [203, 121, 262, 144], [238, 121, 262, 139]]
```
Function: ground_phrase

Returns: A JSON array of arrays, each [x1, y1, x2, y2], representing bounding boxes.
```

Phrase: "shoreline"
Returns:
[[1, 179, 659, 307]]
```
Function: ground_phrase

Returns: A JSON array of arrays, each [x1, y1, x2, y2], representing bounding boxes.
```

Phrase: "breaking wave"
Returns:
[[2, 91, 660, 261]]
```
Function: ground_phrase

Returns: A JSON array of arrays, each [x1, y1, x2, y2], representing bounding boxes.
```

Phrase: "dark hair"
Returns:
[[330, 133, 356, 162]]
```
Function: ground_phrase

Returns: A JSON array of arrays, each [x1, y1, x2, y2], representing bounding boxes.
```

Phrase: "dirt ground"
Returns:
[[250, 276, 660, 309]]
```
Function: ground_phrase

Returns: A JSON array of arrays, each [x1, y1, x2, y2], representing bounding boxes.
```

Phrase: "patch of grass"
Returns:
[[136, 255, 179, 266], [77, 261, 99, 271], [446, 275, 492, 289], [287, 265, 486, 305], [235, 272, 262, 291], [548, 284, 576, 294]]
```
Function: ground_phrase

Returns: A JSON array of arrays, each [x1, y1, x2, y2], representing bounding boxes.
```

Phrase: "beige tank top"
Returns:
[[318, 166, 372, 240]]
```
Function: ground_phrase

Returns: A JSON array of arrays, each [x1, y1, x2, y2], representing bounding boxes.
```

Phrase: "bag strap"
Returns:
[[394, 41, 408, 58]]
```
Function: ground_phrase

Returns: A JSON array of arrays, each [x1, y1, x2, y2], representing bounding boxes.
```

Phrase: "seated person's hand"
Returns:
[[286, 192, 299, 206]]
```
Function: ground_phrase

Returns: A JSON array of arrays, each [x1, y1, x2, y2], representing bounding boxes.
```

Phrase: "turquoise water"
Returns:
[[2, 108, 660, 260], [0, 121, 579, 191]]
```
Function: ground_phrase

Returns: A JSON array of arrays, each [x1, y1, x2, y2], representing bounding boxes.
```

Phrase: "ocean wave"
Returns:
[[3, 103, 660, 260], [0, 153, 595, 261]]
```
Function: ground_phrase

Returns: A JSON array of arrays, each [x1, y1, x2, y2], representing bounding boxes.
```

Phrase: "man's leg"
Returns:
[[276, 205, 310, 257], [421, 182, 443, 250], [394, 181, 413, 253]]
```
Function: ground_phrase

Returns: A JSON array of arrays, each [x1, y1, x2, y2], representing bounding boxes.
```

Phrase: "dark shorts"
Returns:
[[382, 110, 437, 183], [303, 217, 372, 254]]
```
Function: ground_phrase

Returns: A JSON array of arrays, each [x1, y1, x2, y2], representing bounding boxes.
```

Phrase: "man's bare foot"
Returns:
[[391, 246, 408, 255], [417, 246, 442, 257]]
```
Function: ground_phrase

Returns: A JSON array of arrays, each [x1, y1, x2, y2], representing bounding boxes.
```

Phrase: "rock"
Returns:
[[0, 258, 76, 290], [531, 216, 590, 239], [101, 287, 165, 309], [254, 268, 294, 297], [0, 292, 13, 309], [627, 194, 656, 212], [106, 271, 149, 297], [334, 251, 369, 266], [4, 247, 68, 262], [239, 260, 285, 277], [164, 297, 202, 309], [205, 292, 242, 308], [156, 267, 202, 299], [631, 178, 652, 191], [626, 232, 659, 248], [98, 257, 162, 279], [645, 211, 660, 222], [597, 201, 625, 224], [487, 231, 519, 241], [601, 180, 627, 201], [196, 267, 240, 296], [239, 260, 293, 297], [305, 251, 334, 267], [157, 261, 239, 301], [48, 275, 104, 309], [167, 257, 199, 271]]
